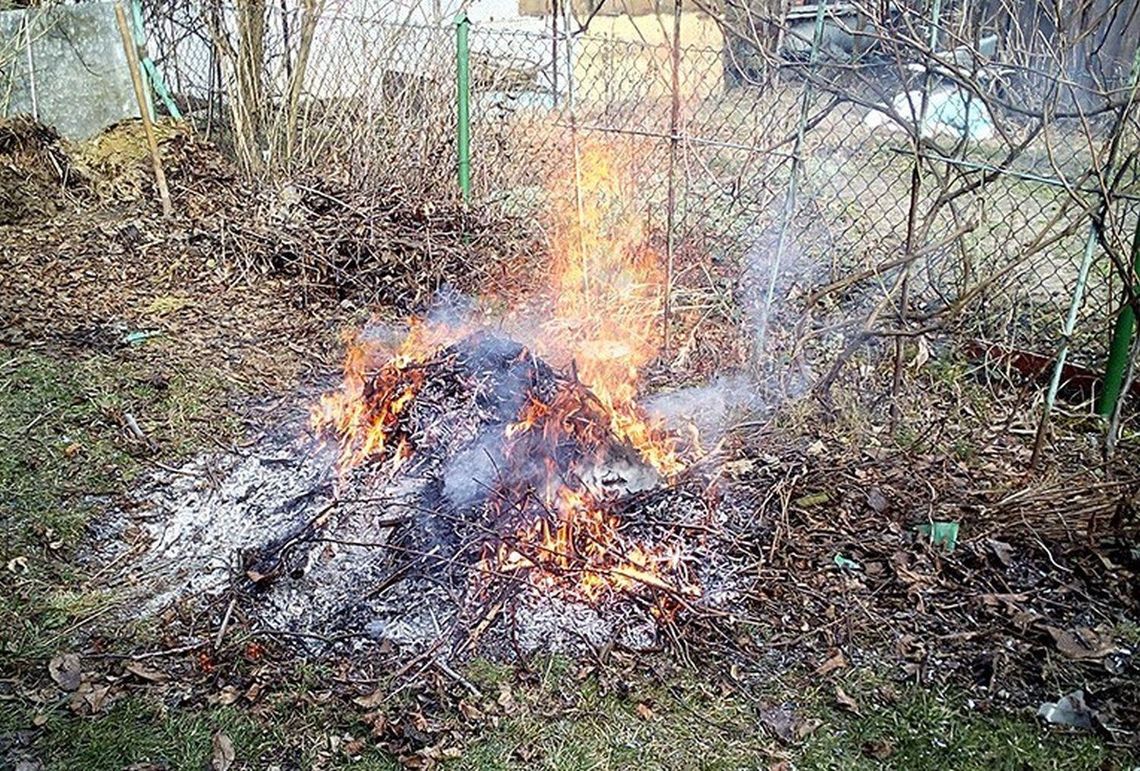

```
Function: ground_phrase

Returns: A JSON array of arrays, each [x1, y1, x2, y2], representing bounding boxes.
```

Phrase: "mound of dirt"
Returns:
[[0, 115, 236, 225], [70, 118, 234, 204]]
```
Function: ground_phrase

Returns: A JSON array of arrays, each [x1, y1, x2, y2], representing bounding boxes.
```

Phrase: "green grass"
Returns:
[[447, 658, 1121, 771], [798, 685, 1115, 771], [1, 657, 1123, 771], [0, 350, 237, 659], [2, 699, 274, 770]]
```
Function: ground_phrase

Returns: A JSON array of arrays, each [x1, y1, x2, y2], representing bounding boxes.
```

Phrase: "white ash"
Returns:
[[513, 589, 659, 653], [90, 334, 740, 659], [102, 436, 335, 613]]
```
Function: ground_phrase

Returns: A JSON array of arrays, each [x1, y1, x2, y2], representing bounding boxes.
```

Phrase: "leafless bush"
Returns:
[[144, 0, 458, 193]]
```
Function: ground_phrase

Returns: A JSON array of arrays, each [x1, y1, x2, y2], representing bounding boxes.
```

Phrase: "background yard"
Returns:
[[2, 0, 1140, 769]]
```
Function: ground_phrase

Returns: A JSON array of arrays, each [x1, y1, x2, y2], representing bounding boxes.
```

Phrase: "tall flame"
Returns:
[[543, 142, 682, 477]]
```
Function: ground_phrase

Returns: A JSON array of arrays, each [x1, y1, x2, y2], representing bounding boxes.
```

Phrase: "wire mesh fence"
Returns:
[[142, 0, 1140, 412]]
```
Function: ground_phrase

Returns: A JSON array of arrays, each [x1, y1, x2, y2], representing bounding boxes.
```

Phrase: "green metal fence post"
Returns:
[[1099, 213, 1140, 416], [455, 12, 471, 204], [1037, 42, 1140, 456]]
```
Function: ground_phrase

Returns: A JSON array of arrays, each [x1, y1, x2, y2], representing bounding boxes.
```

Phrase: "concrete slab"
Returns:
[[1, 3, 137, 139]]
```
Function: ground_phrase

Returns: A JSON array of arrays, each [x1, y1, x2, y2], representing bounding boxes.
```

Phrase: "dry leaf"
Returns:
[[1046, 626, 1116, 660], [342, 737, 367, 757], [244, 681, 264, 703], [458, 699, 484, 720], [211, 732, 235, 771], [48, 653, 82, 692], [496, 683, 516, 712], [84, 684, 111, 714], [863, 739, 894, 759], [125, 661, 168, 682], [364, 711, 388, 737], [987, 539, 1014, 566], [721, 458, 756, 477], [835, 685, 860, 715], [68, 683, 92, 714], [795, 717, 822, 740], [814, 651, 847, 677], [909, 335, 930, 371]]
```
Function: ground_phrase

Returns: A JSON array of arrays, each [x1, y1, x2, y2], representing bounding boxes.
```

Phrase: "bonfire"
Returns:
[[307, 144, 700, 618]]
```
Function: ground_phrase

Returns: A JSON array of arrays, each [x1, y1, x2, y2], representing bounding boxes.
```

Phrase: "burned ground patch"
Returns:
[[97, 331, 727, 659]]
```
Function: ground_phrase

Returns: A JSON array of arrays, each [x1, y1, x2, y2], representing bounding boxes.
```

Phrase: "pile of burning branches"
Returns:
[[109, 143, 725, 654], [308, 324, 702, 618]]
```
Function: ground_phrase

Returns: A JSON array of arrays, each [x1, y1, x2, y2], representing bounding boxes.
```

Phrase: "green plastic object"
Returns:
[[131, 0, 183, 120], [1100, 212, 1140, 417], [916, 521, 959, 552], [833, 554, 862, 571], [123, 330, 163, 346]]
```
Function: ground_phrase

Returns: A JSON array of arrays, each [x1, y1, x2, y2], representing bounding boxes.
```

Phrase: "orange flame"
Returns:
[[481, 487, 696, 607], [543, 142, 682, 477], [310, 318, 463, 474]]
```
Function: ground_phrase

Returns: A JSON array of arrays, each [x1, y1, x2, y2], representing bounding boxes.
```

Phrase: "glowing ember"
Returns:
[[482, 487, 694, 611]]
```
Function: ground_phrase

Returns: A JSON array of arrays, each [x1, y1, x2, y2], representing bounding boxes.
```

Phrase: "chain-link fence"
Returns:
[[143, 0, 1140, 415]]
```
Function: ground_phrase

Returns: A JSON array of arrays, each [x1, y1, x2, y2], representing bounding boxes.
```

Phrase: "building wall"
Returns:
[[572, 13, 725, 102]]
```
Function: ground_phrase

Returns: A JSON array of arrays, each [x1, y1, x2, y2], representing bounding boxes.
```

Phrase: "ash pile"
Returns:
[[115, 331, 720, 655]]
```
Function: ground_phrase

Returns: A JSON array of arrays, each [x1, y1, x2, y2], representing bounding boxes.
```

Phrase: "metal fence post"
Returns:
[[755, 1, 825, 360], [1098, 43, 1140, 417], [1035, 43, 1140, 457], [1035, 42, 1140, 449], [455, 12, 471, 203]]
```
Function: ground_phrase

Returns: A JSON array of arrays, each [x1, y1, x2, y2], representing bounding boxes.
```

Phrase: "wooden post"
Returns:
[[115, 2, 173, 217]]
